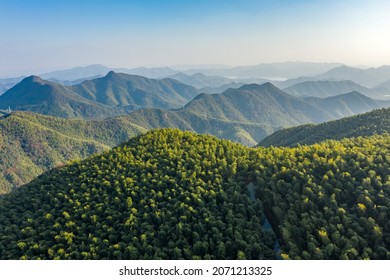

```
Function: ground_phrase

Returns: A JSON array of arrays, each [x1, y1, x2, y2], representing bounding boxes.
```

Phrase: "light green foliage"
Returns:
[[0, 129, 389, 260], [0, 111, 145, 193]]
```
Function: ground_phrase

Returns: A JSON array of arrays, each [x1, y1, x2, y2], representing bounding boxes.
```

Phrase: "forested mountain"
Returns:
[[303, 91, 385, 119], [259, 107, 390, 147], [184, 83, 330, 126], [124, 108, 275, 146], [283, 80, 384, 99], [1, 81, 388, 195], [72, 71, 199, 110], [0, 111, 145, 194], [0, 76, 124, 119], [0, 72, 199, 119], [0, 129, 389, 260]]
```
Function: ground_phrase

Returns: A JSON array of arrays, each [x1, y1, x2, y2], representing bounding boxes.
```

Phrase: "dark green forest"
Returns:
[[0, 129, 389, 259]]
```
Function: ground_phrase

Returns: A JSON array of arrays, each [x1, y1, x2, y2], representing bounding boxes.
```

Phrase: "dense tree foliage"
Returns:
[[259, 107, 390, 147], [0, 111, 145, 193], [0, 129, 389, 259], [253, 135, 390, 259], [0, 129, 275, 260]]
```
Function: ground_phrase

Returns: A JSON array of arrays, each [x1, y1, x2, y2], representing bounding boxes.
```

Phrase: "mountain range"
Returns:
[[316, 65, 390, 87], [1, 62, 390, 261], [283, 80, 386, 99], [1, 81, 388, 193], [0, 72, 199, 118], [16, 62, 343, 83]]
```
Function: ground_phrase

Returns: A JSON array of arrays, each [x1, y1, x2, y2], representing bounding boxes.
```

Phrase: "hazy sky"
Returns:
[[1, 0, 390, 76]]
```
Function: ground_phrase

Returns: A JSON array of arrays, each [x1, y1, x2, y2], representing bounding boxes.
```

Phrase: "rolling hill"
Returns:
[[0, 76, 123, 119], [72, 71, 199, 110], [259, 107, 390, 147], [0, 129, 389, 260], [0, 111, 145, 194]]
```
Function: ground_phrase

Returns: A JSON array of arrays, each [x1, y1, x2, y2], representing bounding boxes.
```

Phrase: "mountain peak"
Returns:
[[238, 82, 278, 91], [105, 71, 120, 78], [23, 75, 45, 84]]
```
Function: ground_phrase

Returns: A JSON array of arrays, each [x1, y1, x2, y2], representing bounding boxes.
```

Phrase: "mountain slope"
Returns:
[[259, 107, 390, 147], [303, 91, 385, 119], [122, 83, 386, 146], [283, 80, 382, 99], [184, 83, 331, 126], [72, 72, 199, 110], [0, 76, 123, 119], [0, 129, 277, 260], [0, 129, 389, 260], [124, 108, 275, 146], [0, 111, 145, 194]]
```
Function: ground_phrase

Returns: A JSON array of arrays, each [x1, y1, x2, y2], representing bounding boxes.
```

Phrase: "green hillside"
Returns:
[[0, 111, 145, 194], [259, 107, 390, 147], [0, 129, 276, 260], [0, 129, 389, 259]]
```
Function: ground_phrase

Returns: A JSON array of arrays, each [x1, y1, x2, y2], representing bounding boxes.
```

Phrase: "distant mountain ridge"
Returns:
[[34, 62, 344, 83], [283, 80, 385, 99], [0, 76, 123, 119], [303, 91, 386, 119], [315, 65, 390, 88], [121, 83, 386, 146], [71, 71, 199, 110], [0, 72, 199, 119]]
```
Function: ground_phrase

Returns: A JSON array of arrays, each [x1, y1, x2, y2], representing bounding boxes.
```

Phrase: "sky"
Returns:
[[1, 0, 390, 76]]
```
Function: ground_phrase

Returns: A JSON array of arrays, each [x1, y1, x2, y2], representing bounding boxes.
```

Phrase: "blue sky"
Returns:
[[1, 0, 390, 76]]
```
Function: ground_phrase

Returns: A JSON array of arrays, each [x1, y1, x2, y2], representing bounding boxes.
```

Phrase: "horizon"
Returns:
[[1, 0, 390, 76]]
